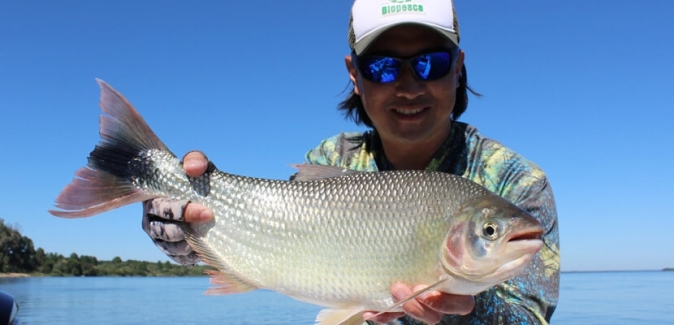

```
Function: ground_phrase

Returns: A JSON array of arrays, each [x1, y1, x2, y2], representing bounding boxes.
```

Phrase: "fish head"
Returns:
[[439, 194, 544, 290]]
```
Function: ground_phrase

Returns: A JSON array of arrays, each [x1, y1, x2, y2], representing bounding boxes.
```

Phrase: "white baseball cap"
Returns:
[[348, 0, 460, 55]]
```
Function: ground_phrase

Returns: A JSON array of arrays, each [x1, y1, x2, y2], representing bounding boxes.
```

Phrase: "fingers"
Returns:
[[153, 240, 201, 267], [179, 151, 215, 222], [167, 251, 201, 267], [143, 198, 188, 221], [142, 200, 212, 224], [141, 151, 213, 268], [142, 197, 212, 227], [147, 220, 187, 242], [386, 283, 476, 324], [415, 285, 475, 316], [392, 283, 443, 325], [183, 151, 209, 178], [184, 202, 214, 223], [363, 311, 405, 324], [154, 239, 194, 256]]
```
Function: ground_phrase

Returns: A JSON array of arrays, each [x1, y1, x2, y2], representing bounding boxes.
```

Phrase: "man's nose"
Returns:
[[394, 64, 425, 99]]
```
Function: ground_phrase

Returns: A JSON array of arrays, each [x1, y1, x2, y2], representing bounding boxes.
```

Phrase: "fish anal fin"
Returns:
[[203, 269, 257, 295], [315, 308, 365, 325], [367, 276, 451, 320]]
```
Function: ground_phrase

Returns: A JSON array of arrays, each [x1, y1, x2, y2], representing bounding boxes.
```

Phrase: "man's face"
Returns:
[[346, 24, 464, 147]]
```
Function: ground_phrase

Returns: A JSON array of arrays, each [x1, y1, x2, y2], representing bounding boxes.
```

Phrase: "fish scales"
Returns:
[[50, 80, 545, 325], [139, 147, 490, 308], [197, 169, 489, 309]]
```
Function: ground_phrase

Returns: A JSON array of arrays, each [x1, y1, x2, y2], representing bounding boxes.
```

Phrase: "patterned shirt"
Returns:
[[304, 121, 560, 325]]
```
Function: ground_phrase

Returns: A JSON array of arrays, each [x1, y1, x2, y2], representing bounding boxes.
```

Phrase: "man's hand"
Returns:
[[364, 283, 475, 325], [181, 151, 214, 222], [141, 151, 215, 266]]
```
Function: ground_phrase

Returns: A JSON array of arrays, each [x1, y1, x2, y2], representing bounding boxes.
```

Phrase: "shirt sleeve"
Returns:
[[304, 132, 378, 171], [305, 135, 340, 166]]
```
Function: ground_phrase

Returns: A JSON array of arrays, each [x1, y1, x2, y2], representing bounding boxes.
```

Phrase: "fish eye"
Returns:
[[483, 222, 499, 240]]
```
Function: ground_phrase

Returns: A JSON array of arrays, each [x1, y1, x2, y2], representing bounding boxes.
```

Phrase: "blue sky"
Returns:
[[1, 1, 672, 272]]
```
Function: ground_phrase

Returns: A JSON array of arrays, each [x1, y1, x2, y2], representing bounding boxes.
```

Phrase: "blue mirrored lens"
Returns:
[[413, 52, 451, 80], [357, 51, 453, 84], [361, 57, 401, 83]]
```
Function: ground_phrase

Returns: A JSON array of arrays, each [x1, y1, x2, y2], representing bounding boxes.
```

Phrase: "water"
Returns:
[[554, 271, 674, 324], [1, 271, 673, 324], [1, 277, 322, 324]]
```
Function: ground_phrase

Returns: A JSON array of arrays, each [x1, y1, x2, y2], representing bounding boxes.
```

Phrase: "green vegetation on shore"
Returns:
[[1, 218, 211, 276]]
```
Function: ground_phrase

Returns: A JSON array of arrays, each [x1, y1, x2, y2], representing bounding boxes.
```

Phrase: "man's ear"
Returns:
[[345, 54, 361, 95]]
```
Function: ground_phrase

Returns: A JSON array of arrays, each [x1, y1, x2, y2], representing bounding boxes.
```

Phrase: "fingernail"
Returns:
[[391, 287, 407, 300], [185, 159, 206, 171], [198, 209, 214, 222]]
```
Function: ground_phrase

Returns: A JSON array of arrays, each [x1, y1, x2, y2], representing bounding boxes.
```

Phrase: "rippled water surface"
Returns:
[[2, 271, 673, 324]]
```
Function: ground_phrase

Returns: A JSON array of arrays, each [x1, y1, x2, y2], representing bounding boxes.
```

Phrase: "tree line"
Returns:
[[0, 218, 210, 276]]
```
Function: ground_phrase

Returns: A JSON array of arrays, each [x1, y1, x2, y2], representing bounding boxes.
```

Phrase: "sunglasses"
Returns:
[[352, 48, 459, 84]]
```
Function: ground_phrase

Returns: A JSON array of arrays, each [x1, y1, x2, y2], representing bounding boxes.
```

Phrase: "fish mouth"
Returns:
[[504, 227, 544, 261], [508, 229, 543, 242], [491, 227, 545, 280]]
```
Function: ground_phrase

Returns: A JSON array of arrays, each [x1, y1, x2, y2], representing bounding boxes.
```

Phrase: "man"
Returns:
[[142, 0, 560, 324]]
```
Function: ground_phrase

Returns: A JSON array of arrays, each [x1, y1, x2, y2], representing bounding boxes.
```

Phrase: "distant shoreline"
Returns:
[[563, 269, 672, 273], [3, 269, 672, 278], [0, 273, 31, 278], [0, 272, 209, 278]]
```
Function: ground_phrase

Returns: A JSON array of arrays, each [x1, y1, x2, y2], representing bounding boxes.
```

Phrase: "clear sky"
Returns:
[[1, 1, 672, 272]]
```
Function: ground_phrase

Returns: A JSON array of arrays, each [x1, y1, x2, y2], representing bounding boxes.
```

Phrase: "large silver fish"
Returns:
[[50, 80, 544, 325]]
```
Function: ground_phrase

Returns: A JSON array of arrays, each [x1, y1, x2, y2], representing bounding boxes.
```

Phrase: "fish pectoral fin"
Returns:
[[203, 269, 257, 295], [315, 308, 365, 325], [291, 164, 360, 181], [367, 276, 451, 320]]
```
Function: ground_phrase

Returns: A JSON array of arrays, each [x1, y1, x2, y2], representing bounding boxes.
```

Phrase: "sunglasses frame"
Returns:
[[352, 47, 460, 84]]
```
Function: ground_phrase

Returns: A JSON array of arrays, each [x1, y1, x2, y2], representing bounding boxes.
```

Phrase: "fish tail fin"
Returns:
[[49, 79, 172, 218]]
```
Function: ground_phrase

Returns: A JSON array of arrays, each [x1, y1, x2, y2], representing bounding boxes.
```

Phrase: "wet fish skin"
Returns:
[[50, 80, 544, 325]]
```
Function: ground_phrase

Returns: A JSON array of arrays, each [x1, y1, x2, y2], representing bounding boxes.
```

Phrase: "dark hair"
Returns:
[[338, 64, 480, 127]]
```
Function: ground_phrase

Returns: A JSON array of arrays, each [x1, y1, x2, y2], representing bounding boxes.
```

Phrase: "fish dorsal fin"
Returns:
[[291, 164, 359, 181], [366, 276, 451, 320], [315, 308, 365, 325]]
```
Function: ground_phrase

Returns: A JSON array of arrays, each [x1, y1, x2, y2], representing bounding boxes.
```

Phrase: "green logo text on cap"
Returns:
[[382, 0, 424, 16]]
